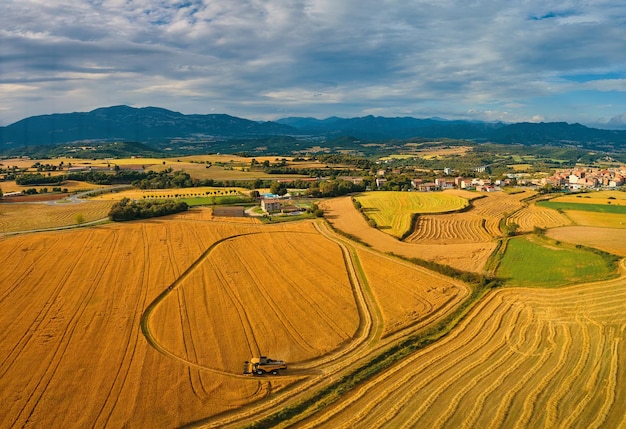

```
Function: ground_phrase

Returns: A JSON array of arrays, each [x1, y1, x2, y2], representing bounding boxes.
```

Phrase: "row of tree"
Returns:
[[108, 198, 188, 221]]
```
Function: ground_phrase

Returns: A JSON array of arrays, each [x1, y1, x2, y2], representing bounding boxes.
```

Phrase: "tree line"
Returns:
[[108, 198, 188, 221]]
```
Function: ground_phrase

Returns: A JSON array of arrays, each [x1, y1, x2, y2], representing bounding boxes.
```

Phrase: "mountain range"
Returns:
[[2, 105, 626, 152]]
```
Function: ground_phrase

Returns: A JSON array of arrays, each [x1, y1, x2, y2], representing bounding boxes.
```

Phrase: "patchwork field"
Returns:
[[321, 196, 496, 273], [0, 210, 472, 428], [354, 191, 469, 238], [2, 186, 625, 429]]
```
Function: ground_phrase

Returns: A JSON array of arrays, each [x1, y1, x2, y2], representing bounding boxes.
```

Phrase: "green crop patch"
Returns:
[[496, 236, 618, 288], [538, 201, 626, 214]]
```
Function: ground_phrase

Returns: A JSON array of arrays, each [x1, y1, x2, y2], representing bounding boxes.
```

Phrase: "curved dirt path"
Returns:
[[141, 219, 469, 428]]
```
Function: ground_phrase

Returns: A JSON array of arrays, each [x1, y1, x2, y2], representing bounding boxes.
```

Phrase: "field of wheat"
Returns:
[[320, 196, 496, 273], [2, 212, 433, 428], [357, 249, 469, 338], [547, 226, 626, 256], [354, 191, 468, 238], [0, 201, 113, 233], [404, 190, 534, 243], [295, 261, 626, 428], [507, 202, 572, 232], [0, 217, 366, 427]]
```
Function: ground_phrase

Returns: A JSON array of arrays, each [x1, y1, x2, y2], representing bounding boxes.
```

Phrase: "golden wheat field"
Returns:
[[547, 226, 626, 256], [0, 201, 113, 233], [2, 187, 626, 429], [321, 196, 496, 273], [296, 263, 626, 428]]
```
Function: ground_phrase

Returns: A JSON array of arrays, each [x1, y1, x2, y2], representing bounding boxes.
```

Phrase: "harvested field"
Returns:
[[405, 190, 534, 243], [547, 226, 626, 256], [354, 191, 468, 238], [551, 190, 626, 206], [149, 229, 359, 373], [1, 218, 363, 427], [296, 263, 626, 429], [91, 186, 250, 201], [0, 201, 113, 233], [321, 196, 496, 273], [564, 210, 626, 229], [357, 249, 469, 337], [405, 215, 492, 243], [507, 202, 572, 232]]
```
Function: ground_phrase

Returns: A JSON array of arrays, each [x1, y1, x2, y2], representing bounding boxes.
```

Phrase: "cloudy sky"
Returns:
[[2, 0, 626, 128]]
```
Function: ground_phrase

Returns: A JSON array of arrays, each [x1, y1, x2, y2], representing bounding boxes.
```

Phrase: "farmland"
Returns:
[[354, 191, 469, 238], [495, 235, 618, 288], [2, 168, 626, 428]]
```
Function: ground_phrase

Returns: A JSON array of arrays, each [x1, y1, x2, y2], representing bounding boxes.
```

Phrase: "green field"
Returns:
[[496, 236, 618, 288], [355, 191, 468, 238], [178, 195, 253, 207], [537, 200, 626, 214]]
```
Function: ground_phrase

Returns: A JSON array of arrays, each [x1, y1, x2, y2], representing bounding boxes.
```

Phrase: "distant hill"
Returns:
[[2, 105, 626, 153], [0, 105, 296, 148]]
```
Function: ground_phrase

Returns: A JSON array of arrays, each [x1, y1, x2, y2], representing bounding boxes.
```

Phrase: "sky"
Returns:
[[2, 0, 626, 128]]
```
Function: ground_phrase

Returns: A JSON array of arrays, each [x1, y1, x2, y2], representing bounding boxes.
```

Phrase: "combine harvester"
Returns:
[[243, 356, 287, 375]]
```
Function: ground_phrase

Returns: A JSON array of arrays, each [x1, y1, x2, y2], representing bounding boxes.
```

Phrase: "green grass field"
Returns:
[[178, 195, 254, 207], [537, 201, 626, 214], [496, 236, 618, 288], [355, 191, 468, 238]]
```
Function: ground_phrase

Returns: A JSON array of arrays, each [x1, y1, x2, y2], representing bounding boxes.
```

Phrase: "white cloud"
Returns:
[[1, 0, 626, 126]]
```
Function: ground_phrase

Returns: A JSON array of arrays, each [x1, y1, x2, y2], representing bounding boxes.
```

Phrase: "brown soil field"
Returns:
[[546, 226, 626, 256], [296, 262, 626, 429], [0, 201, 113, 233], [320, 196, 496, 273]]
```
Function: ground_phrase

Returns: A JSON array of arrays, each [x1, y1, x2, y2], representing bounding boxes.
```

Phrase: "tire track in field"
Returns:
[[183, 222, 386, 428], [303, 292, 510, 429], [94, 224, 155, 427], [12, 229, 120, 428], [0, 235, 64, 306], [228, 238, 318, 354], [0, 230, 97, 379]]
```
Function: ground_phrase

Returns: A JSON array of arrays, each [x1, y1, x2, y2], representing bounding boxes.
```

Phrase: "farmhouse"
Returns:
[[261, 198, 282, 213]]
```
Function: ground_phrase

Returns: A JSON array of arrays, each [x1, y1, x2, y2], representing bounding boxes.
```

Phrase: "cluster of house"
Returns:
[[374, 174, 499, 192], [544, 166, 626, 190]]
